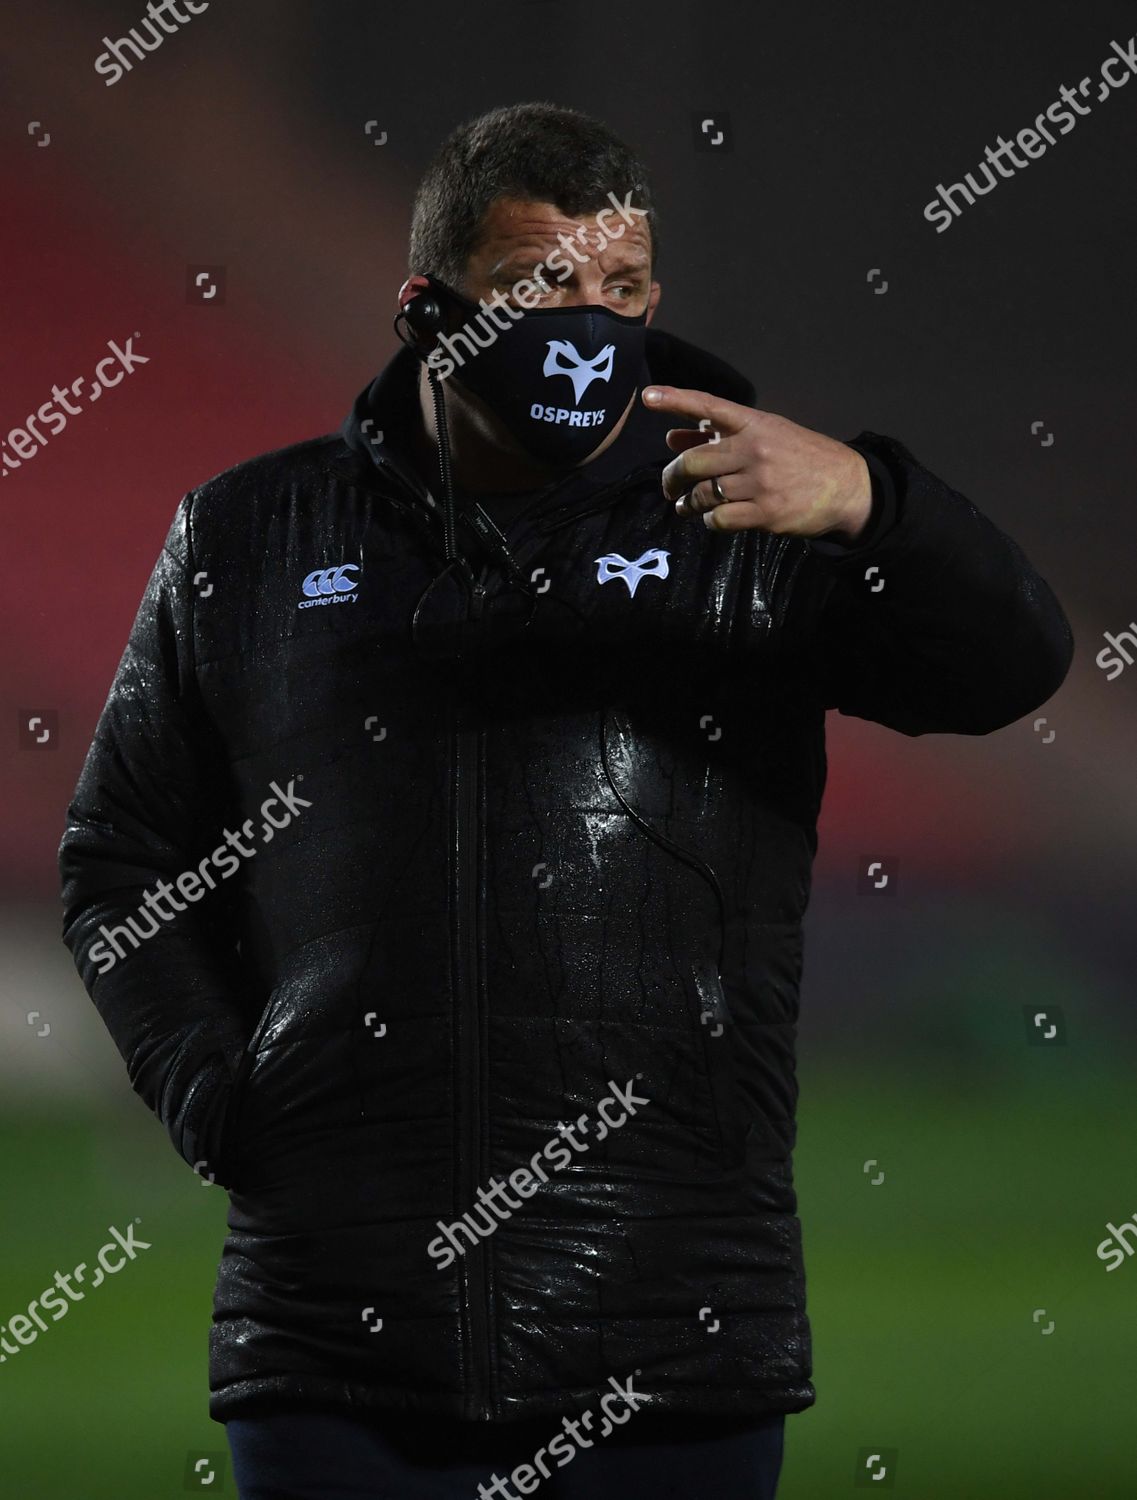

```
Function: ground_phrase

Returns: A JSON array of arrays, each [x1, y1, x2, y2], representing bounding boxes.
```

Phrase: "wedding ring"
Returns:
[[710, 476, 727, 504]]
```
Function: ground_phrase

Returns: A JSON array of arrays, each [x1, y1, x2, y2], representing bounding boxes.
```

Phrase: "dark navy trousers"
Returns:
[[226, 1407, 786, 1499]]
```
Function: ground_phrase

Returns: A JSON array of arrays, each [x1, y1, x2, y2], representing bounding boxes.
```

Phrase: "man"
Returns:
[[59, 102, 1074, 1500]]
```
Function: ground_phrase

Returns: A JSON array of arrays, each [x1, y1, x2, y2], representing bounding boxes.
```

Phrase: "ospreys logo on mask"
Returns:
[[422, 276, 648, 468]]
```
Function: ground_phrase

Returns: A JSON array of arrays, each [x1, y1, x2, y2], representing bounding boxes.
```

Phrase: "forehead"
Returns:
[[471, 196, 653, 266]]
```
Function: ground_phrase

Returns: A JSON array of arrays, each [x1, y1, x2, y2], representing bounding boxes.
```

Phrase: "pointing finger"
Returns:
[[642, 384, 750, 436]]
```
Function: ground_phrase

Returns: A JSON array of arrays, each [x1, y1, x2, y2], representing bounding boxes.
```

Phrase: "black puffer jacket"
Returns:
[[58, 328, 1073, 1425]]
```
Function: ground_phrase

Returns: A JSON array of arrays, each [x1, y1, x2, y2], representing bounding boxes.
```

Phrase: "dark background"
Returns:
[[1, 2, 1134, 1495]]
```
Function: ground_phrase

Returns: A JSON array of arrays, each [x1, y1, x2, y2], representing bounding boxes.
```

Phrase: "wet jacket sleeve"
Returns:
[[58, 494, 247, 1184], [783, 431, 1075, 735]]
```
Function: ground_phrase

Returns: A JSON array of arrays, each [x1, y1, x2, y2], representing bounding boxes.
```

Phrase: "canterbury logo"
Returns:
[[595, 548, 670, 598], [543, 340, 616, 403], [298, 562, 360, 610]]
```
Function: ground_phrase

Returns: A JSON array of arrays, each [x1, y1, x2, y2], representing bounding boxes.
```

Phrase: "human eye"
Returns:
[[496, 267, 558, 307], [606, 276, 646, 306]]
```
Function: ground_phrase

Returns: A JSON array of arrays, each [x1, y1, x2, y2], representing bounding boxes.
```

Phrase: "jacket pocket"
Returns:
[[170, 1047, 238, 1186], [690, 958, 744, 1167], [216, 986, 282, 1185]]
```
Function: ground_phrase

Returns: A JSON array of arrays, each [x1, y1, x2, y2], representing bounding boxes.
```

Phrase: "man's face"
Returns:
[[429, 195, 661, 472]]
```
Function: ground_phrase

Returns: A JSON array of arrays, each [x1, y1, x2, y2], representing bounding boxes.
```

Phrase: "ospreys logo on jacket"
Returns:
[[58, 326, 1073, 1425]]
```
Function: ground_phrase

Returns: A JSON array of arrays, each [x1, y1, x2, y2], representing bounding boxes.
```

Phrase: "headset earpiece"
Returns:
[[395, 275, 446, 353], [403, 293, 444, 341]]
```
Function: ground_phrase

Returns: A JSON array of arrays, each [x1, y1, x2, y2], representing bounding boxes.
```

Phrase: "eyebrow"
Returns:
[[493, 254, 650, 280]]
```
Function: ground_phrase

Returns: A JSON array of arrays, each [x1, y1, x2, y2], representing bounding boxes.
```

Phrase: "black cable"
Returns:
[[426, 364, 457, 563], [597, 703, 728, 985]]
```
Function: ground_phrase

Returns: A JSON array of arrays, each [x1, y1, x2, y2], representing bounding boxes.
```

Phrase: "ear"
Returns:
[[398, 275, 432, 312], [645, 280, 662, 326]]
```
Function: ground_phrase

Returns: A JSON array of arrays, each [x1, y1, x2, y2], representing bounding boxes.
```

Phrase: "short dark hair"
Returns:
[[408, 101, 658, 286]]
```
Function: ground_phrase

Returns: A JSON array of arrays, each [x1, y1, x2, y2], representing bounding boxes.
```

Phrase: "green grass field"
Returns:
[[1, 1062, 1132, 1497]]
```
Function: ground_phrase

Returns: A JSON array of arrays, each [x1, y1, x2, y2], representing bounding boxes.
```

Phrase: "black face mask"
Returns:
[[424, 278, 649, 468]]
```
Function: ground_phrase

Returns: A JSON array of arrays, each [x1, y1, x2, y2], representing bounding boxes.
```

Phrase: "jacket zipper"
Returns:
[[366, 442, 503, 1415], [456, 565, 493, 1419]]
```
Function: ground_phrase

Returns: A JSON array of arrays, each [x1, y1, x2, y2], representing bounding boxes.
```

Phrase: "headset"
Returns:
[[390, 274, 459, 564], [394, 274, 448, 354], [390, 275, 541, 656]]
